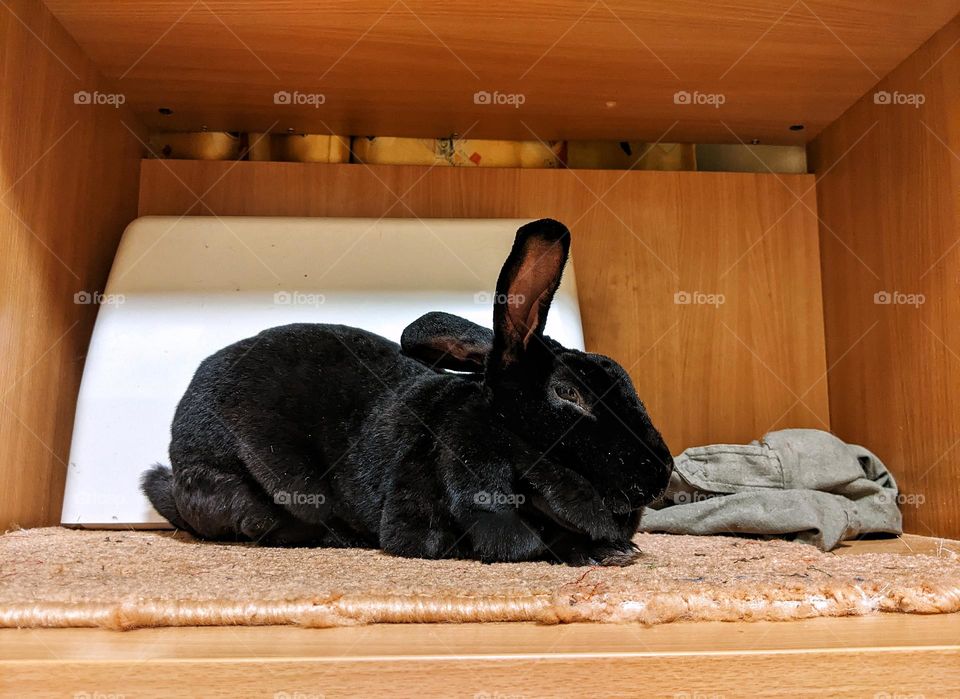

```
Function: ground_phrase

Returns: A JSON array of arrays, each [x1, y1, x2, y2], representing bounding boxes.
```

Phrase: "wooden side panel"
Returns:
[[0, 0, 144, 529], [139, 161, 829, 452], [809, 15, 960, 538]]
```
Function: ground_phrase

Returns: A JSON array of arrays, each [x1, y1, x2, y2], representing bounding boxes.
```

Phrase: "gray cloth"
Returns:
[[638, 429, 902, 550]]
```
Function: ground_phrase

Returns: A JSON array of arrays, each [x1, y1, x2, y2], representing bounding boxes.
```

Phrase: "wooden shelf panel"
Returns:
[[3, 615, 958, 697], [43, 0, 960, 143]]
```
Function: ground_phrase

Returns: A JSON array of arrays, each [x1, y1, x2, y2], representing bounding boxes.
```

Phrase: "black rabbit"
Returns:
[[142, 219, 673, 565]]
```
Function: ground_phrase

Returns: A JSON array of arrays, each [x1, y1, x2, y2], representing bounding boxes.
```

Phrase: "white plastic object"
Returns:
[[61, 217, 585, 527]]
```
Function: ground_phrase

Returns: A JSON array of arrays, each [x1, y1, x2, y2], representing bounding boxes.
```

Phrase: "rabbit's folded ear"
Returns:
[[401, 311, 493, 372], [489, 218, 570, 370]]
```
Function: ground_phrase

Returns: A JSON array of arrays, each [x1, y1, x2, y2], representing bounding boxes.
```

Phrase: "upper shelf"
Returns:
[[44, 0, 960, 144]]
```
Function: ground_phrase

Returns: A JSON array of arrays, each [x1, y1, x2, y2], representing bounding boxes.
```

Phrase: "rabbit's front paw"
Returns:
[[381, 525, 470, 560], [588, 539, 641, 567], [554, 539, 640, 567]]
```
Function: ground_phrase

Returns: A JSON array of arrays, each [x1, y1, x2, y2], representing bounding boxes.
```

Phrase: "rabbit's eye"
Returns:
[[554, 383, 589, 413]]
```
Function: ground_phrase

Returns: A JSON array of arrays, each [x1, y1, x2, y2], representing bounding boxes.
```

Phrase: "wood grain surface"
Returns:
[[810, 14, 960, 539], [42, 0, 960, 143], [138, 160, 830, 453], [0, 0, 144, 530]]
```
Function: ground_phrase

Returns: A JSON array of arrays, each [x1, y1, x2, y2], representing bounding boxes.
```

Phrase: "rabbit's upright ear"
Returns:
[[401, 311, 493, 372], [489, 219, 570, 370]]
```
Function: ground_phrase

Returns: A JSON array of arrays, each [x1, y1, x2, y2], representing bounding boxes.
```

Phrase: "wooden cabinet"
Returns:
[[2, 2, 959, 694]]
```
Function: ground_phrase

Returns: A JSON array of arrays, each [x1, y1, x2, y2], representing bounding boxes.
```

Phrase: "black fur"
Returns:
[[142, 219, 673, 565], [140, 465, 195, 534]]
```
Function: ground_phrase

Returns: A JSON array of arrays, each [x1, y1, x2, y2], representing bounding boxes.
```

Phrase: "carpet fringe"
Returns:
[[2, 582, 959, 630]]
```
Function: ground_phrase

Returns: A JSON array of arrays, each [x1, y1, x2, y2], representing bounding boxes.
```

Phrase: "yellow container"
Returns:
[[248, 134, 351, 163], [351, 136, 564, 168], [147, 132, 241, 160]]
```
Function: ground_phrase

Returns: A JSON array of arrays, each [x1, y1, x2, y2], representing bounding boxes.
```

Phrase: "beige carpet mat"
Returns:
[[1, 527, 958, 629]]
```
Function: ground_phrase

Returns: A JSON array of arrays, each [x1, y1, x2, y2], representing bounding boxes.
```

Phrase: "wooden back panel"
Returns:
[[0, 0, 144, 530], [139, 161, 829, 453], [809, 15, 960, 538]]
